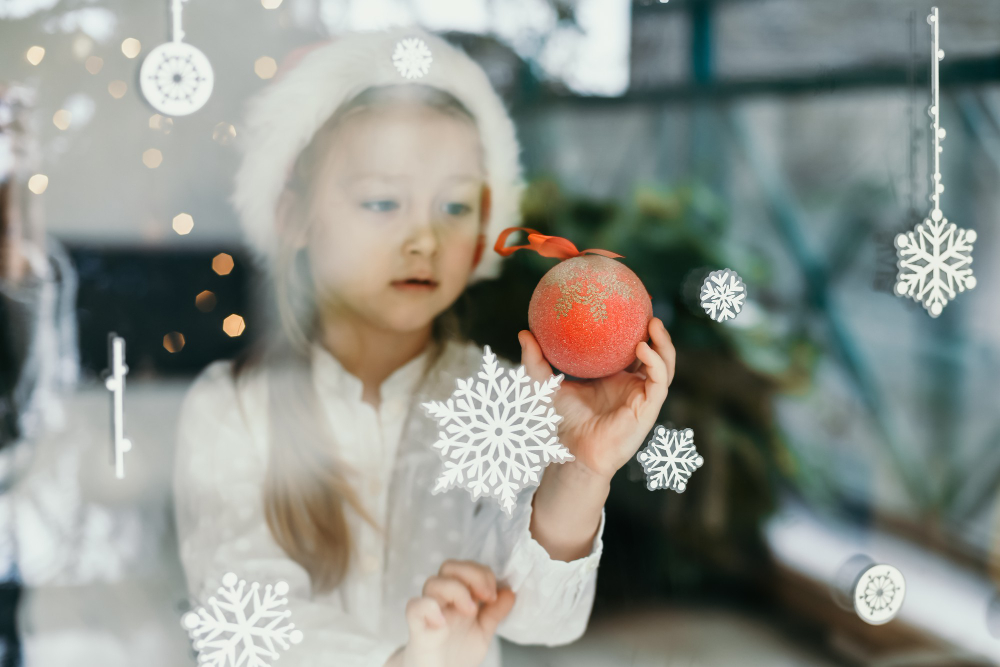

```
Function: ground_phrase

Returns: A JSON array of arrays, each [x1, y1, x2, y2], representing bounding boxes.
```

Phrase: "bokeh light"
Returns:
[[223, 314, 246, 337], [212, 122, 237, 145], [53, 110, 71, 130], [28, 174, 48, 194], [121, 37, 142, 58], [26, 46, 45, 65], [254, 56, 277, 79], [262, 0, 283, 8], [149, 114, 174, 134], [212, 253, 235, 276], [143, 148, 163, 169], [72, 35, 93, 60], [195, 290, 218, 313], [85, 56, 104, 74], [108, 80, 128, 99], [163, 332, 186, 353], [172, 213, 194, 235]]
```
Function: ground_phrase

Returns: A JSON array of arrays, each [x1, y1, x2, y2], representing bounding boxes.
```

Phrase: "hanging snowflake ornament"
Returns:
[[181, 572, 304, 667], [421, 345, 573, 516], [140, 0, 214, 116], [853, 563, 906, 625], [636, 426, 703, 493], [392, 37, 433, 79], [699, 268, 746, 322], [894, 7, 976, 317]]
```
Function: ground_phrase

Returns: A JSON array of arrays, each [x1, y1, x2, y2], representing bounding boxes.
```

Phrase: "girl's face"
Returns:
[[300, 102, 488, 335]]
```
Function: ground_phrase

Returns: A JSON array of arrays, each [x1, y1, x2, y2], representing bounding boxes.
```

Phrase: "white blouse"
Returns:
[[173, 338, 605, 667]]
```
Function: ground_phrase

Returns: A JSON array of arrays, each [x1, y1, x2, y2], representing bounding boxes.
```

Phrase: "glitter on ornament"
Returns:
[[853, 563, 906, 625], [421, 345, 573, 516], [181, 572, 304, 666], [495, 227, 652, 379], [699, 268, 746, 323], [636, 426, 703, 493], [894, 7, 975, 317], [392, 37, 432, 79]]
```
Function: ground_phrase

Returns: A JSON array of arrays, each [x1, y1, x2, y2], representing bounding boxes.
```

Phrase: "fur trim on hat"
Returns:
[[231, 25, 524, 283]]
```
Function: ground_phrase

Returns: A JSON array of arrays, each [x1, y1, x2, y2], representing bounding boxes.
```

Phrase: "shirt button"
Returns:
[[361, 553, 380, 574]]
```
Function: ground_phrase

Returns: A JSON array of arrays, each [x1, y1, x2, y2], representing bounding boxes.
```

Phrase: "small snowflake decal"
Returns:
[[140, 42, 214, 117], [421, 345, 573, 516], [182, 572, 303, 667], [863, 575, 896, 612], [894, 210, 977, 317], [392, 37, 433, 79], [636, 426, 703, 493], [699, 269, 746, 322], [853, 563, 905, 625]]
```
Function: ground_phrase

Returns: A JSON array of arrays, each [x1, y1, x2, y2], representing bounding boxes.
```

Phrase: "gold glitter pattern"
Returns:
[[551, 260, 635, 323]]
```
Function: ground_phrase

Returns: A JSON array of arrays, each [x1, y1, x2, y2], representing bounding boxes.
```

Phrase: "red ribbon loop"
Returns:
[[493, 227, 624, 260]]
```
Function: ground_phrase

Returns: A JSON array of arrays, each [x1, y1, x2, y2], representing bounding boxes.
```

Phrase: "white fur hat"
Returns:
[[231, 25, 525, 283]]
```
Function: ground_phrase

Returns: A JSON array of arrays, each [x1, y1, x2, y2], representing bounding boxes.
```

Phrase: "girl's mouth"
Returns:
[[391, 278, 439, 291]]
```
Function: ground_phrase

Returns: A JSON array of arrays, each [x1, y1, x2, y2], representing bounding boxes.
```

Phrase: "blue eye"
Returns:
[[363, 200, 398, 213], [444, 202, 472, 217]]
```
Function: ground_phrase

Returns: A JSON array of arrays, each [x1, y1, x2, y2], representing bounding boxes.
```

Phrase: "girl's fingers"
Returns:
[[422, 575, 479, 616], [518, 330, 554, 383], [405, 596, 446, 632], [438, 560, 498, 603], [477, 588, 516, 637], [635, 339, 668, 407], [648, 318, 676, 384]]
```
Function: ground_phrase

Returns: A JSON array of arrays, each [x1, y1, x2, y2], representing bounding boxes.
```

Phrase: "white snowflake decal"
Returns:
[[894, 8, 976, 318], [636, 426, 703, 493], [894, 210, 977, 317], [181, 572, 304, 667], [421, 345, 573, 516], [699, 268, 746, 322], [853, 563, 906, 625], [392, 37, 433, 79]]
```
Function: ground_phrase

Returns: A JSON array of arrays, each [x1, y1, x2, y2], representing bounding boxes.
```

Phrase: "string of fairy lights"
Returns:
[[16, 0, 293, 353]]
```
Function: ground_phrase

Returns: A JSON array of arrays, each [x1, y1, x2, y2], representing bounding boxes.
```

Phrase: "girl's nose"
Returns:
[[403, 213, 438, 256]]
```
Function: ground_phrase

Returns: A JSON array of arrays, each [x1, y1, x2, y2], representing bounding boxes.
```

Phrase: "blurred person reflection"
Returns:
[[0, 82, 79, 667]]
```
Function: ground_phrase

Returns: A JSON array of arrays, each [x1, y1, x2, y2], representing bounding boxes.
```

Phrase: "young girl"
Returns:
[[173, 26, 675, 667]]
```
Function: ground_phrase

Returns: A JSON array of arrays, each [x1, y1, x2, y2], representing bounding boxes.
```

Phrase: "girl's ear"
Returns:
[[276, 188, 308, 250]]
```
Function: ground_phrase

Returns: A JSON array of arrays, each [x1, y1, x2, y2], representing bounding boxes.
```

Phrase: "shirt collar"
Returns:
[[310, 339, 439, 406]]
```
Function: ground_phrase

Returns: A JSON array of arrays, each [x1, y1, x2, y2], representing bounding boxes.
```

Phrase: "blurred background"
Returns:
[[2, 0, 1000, 664]]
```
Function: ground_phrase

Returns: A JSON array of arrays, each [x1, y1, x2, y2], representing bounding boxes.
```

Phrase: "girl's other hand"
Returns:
[[518, 317, 676, 483], [398, 560, 515, 667]]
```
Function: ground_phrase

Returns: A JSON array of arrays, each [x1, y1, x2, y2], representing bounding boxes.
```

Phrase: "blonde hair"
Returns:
[[237, 84, 480, 593]]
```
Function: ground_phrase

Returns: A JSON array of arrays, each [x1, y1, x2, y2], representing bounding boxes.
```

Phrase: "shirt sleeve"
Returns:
[[465, 476, 605, 647], [173, 363, 403, 667]]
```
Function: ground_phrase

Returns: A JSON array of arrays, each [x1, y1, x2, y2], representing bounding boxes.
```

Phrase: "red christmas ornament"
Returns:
[[495, 227, 653, 379]]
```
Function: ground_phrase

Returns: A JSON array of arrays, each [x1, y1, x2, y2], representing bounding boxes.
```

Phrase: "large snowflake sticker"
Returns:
[[894, 211, 976, 317], [636, 426, 704, 493], [181, 572, 304, 667], [421, 345, 573, 516], [392, 37, 433, 79], [699, 268, 746, 322]]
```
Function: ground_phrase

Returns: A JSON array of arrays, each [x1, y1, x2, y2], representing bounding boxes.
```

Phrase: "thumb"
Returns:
[[518, 330, 554, 383], [477, 587, 515, 637]]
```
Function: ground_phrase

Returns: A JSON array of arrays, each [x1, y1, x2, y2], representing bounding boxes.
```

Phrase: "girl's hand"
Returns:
[[518, 317, 676, 483], [400, 560, 515, 667]]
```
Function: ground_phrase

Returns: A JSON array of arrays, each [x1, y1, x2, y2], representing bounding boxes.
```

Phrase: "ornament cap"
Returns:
[[494, 226, 624, 261]]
